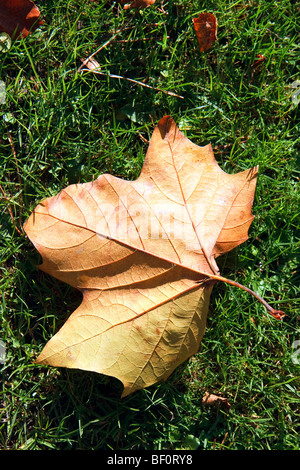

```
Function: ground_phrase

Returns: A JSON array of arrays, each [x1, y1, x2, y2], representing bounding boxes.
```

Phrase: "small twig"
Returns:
[[7, 132, 21, 185], [0, 184, 23, 235], [6, 132, 24, 231], [220, 432, 229, 450], [80, 67, 184, 99], [116, 36, 169, 43], [77, 18, 134, 73], [138, 133, 149, 143], [78, 36, 118, 73]]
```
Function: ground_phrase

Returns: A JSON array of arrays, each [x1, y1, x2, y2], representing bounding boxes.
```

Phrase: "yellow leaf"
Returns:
[[24, 116, 283, 397]]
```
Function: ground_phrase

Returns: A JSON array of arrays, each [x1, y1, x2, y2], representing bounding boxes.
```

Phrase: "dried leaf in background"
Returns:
[[193, 12, 217, 52], [0, 0, 43, 39], [202, 392, 231, 409], [119, 0, 156, 10]]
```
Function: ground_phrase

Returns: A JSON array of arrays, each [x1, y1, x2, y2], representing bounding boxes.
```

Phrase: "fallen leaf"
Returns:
[[193, 12, 217, 52], [119, 0, 156, 10], [251, 54, 267, 73], [0, 0, 43, 39], [24, 116, 284, 397], [251, 54, 267, 68], [80, 57, 101, 71], [202, 392, 231, 409]]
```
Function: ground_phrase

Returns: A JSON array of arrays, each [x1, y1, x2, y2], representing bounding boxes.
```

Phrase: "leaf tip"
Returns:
[[269, 309, 286, 321], [156, 115, 181, 143]]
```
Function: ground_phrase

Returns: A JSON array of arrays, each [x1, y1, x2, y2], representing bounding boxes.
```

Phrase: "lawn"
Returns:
[[0, 0, 299, 450]]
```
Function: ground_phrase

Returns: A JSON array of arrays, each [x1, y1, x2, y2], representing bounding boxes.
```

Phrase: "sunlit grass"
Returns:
[[0, 0, 299, 450]]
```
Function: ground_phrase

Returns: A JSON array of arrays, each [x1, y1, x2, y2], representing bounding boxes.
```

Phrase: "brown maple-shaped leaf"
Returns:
[[0, 0, 43, 39], [24, 116, 284, 397], [193, 12, 217, 52]]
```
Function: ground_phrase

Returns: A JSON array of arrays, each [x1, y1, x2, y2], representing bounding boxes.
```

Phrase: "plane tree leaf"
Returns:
[[0, 0, 43, 39], [24, 116, 284, 397]]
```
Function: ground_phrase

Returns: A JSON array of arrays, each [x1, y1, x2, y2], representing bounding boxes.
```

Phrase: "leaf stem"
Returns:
[[203, 274, 285, 320]]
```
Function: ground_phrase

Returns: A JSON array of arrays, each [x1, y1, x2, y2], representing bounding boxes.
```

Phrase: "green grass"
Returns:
[[0, 0, 299, 450]]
